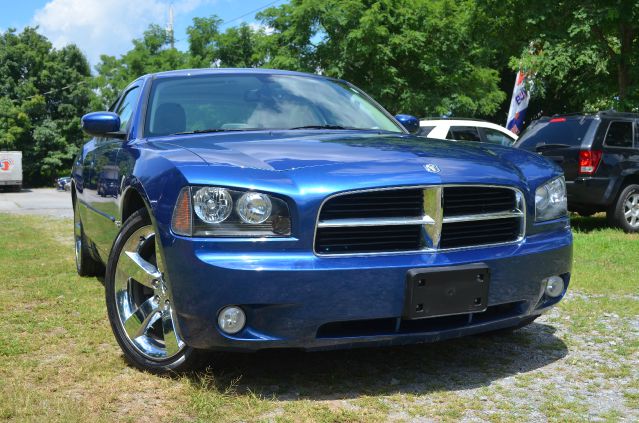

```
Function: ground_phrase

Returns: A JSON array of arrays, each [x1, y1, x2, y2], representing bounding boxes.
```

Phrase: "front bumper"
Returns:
[[161, 225, 572, 351]]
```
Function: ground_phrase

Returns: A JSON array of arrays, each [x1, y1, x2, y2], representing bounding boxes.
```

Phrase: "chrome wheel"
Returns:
[[114, 225, 185, 360], [624, 193, 639, 228]]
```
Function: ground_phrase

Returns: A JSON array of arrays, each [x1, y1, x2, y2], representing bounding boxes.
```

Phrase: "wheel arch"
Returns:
[[120, 186, 150, 223], [610, 172, 639, 204]]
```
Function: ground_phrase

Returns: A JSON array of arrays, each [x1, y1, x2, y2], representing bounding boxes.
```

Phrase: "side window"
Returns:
[[115, 86, 141, 132], [483, 128, 515, 146], [448, 126, 481, 142], [604, 121, 633, 148], [418, 125, 435, 136]]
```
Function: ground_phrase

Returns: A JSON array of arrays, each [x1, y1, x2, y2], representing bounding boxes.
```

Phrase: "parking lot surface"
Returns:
[[0, 188, 72, 218]]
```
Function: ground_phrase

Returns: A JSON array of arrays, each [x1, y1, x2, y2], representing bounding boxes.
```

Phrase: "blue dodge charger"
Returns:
[[72, 69, 572, 372]]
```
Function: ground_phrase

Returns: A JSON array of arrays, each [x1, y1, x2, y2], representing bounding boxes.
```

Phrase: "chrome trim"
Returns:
[[313, 184, 526, 257], [318, 215, 435, 228], [423, 186, 443, 248], [442, 210, 524, 223]]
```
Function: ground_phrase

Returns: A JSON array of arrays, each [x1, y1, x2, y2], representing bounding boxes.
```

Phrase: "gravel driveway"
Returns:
[[0, 188, 72, 218]]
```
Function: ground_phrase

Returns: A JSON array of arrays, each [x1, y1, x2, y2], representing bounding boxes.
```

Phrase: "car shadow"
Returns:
[[183, 322, 567, 399], [0, 188, 32, 193], [570, 213, 615, 233]]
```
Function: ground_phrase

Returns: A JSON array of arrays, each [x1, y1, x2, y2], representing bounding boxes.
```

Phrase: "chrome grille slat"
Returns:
[[318, 216, 435, 228], [314, 185, 526, 256]]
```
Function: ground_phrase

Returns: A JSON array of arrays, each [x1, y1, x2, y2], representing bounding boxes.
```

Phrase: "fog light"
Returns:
[[218, 306, 246, 334], [544, 276, 565, 298]]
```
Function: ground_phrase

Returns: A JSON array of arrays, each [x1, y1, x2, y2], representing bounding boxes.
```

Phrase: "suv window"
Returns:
[[115, 86, 141, 131], [516, 117, 595, 150], [604, 121, 633, 148], [448, 126, 480, 141], [483, 128, 514, 146]]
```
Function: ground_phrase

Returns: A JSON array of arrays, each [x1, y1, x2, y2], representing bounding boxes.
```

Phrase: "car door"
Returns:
[[600, 119, 637, 182], [82, 85, 141, 259]]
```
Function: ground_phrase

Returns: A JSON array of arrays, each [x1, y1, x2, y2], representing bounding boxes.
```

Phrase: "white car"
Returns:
[[419, 119, 518, 146]]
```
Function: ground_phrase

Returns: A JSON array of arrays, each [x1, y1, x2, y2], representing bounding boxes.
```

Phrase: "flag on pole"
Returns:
[[506, 71, 531, 135]]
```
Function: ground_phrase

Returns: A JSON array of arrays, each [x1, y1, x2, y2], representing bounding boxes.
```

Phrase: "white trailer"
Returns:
[[0, 151, 23, 192]]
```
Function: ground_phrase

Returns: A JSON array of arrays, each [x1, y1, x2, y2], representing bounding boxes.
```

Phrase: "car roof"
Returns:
[[144, 68, 332, 81], [537, 110, 639, 121]]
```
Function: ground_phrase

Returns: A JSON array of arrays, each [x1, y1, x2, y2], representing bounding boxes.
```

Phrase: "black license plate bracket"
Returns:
[[404, 263, 490, 319]]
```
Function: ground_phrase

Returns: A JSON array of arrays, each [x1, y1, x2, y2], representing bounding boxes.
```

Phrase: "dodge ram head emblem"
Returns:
[[423, 163, 440, 173]]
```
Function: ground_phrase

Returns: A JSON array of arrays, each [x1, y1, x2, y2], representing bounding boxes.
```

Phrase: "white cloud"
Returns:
[[32, 0, 212, 68], [248, 22, 275, 35]]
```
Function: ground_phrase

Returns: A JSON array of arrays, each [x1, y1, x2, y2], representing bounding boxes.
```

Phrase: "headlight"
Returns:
[[193, 187, 233, 223], [237, 192, 272, 224], [171, 186, 291, 237], [535, 176, 567, 221]]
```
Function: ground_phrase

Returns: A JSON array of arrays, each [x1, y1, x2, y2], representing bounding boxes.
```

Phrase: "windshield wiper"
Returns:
[[288, 125, 354, 130], [172, 128, 252, 135]]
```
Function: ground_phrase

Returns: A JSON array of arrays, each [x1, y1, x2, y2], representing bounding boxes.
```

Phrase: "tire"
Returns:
[[607, 184, 639, 233], [104, 208, 204, 373], [74, 199, 104, 277]]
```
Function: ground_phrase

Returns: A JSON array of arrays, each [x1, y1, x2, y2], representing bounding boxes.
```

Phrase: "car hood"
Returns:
[[151, 131, 557, 189]]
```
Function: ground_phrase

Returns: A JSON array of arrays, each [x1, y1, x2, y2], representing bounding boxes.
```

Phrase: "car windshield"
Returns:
[[144, 73, 404, 137]]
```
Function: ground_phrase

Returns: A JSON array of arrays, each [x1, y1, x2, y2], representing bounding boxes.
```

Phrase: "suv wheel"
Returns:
[[608, 184, 639, 233]]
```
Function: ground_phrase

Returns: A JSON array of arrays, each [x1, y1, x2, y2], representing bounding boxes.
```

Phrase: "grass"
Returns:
[[0, 212, 637, 422]]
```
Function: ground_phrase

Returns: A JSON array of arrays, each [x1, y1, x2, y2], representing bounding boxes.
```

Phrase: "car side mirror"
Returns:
[[394, 114, 420, 134], [81, 112, 125, 138]]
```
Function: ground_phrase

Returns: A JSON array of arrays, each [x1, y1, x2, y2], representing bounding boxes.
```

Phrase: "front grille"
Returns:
[[315, 225, 422, 254], [315, 186, 524, 255], [319, 189, 423, 219], [316, 301, 526, 338], [443, 186, 516, 216], [439, 217, 521, 249]]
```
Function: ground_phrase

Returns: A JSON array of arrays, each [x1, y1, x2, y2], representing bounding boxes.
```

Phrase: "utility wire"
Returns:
[[220, 0, 284, 27]]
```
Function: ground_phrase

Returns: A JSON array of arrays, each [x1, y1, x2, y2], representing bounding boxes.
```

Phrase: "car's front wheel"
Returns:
[[608, 184, 639, 233], [105, 209, 204, 373]]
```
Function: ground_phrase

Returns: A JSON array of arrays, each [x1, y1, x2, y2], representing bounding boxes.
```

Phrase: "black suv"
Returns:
[[515, 111, 639, 232]]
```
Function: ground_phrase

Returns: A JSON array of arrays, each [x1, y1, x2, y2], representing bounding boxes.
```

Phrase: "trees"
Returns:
[[93, 25, 190, 109], [257, 0, 506, 117], [476, 0, 639, 115], [0, 28, 92, 186], [2, 2, 636, 186]]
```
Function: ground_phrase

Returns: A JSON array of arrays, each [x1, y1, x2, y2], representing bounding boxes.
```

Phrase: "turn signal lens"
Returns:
[[171, 187, 192, 236], [579, 150, 602, 175]]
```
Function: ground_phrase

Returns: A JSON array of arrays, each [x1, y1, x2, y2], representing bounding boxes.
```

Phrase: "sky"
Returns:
[[0, 0, 286, 68]]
